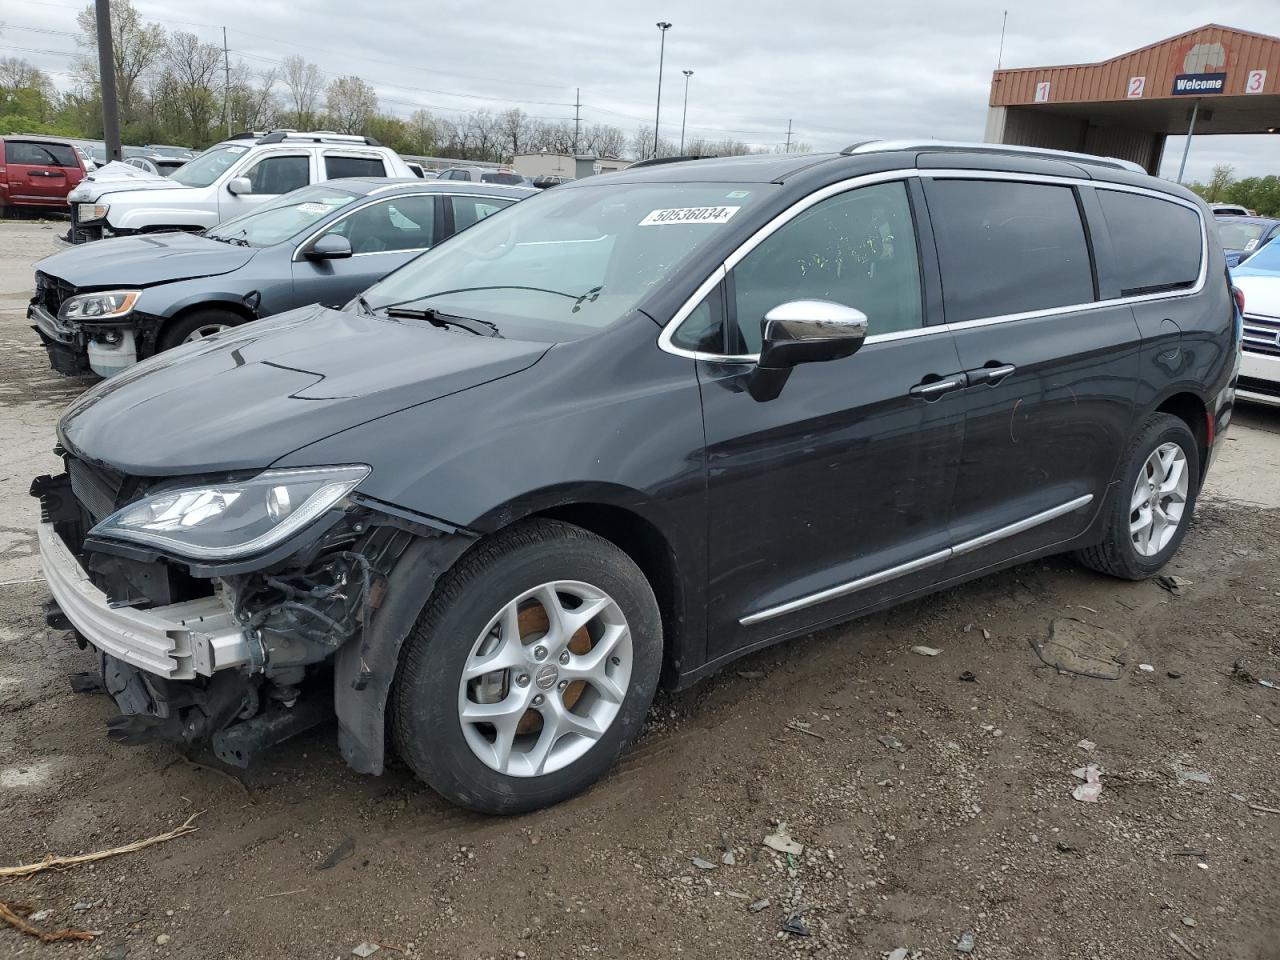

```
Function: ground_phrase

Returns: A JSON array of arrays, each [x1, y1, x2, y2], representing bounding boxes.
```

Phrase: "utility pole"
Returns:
[[222, 27, 232, 138], [574, 87, 581, 156], [997, 10, 1008, 70], [94, 0, 122, 162], [653, 21, 671, 159], [784, 120, 793, 153], [679, 70, 693, 153]]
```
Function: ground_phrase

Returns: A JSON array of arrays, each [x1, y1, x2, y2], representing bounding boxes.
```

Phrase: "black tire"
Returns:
[[1075, 412, 1200, 580], [391, 519, 662, 814], [158, 308, 244, 351]]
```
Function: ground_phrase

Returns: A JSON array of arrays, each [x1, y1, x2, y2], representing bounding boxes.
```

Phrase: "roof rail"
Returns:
[[841, 139, 1147, 175], [625, 155, 715, 169], [255, 130, 384, 147]]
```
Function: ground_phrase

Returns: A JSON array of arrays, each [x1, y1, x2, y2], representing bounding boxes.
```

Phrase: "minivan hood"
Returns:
[[37, 231, 255, 288], [59, 304, 551, 476]]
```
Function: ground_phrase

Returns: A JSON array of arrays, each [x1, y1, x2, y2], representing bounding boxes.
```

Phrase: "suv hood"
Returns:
[[59, 304, 550, 476], [68, 174, 190, 204], [38, 231, 255, 288]]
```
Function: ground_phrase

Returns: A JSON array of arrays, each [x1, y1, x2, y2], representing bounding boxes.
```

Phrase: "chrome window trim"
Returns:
[[658, 167, 1209, 363], [739, 493, 1093, 626]]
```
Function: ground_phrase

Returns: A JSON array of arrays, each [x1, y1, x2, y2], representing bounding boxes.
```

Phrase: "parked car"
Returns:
[[436, 166, 531, 186], [1230, 237, 1280, 407], [1211, 203, 1254, 217], [0, 136, 87, 215], [531, 175, 574, 189], [30, 178, 533, 377], [75, 147, 97, 173], [143, 144, 198, 160], [64, 130, 415, 243], [1215, 215, 1280, 267], [123, 155, 187, 177], [33, 143, 1235, 814]]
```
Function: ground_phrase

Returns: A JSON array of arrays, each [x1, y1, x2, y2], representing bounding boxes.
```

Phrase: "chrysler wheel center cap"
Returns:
[[534, 664, 559, 689]]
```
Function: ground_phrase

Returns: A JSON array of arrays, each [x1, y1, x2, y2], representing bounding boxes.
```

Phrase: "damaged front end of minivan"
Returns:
[[32, 451, 474, 773]]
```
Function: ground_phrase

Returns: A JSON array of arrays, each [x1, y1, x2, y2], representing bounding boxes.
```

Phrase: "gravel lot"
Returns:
[[1, 219, 1279, 960]]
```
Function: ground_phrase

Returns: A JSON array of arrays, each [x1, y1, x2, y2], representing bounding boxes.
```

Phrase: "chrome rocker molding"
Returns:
[[739, 494, 1094, 626]]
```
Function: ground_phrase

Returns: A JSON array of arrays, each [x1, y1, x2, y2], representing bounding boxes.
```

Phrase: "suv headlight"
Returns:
[[77, 203, 109, 222], [90, 465, 370, 561], [60, 290, 140, 322]]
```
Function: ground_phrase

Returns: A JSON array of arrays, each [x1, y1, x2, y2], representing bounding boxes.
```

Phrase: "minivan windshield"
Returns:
[[205, 185, 361, 247], [362, 181, 768, 339], [169, 144, 250, 188]]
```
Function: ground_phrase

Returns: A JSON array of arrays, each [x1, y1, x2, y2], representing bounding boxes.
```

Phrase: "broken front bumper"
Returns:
[[38, 521, 255, 680]]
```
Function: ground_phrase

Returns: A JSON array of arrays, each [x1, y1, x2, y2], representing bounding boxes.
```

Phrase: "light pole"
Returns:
[[653, 21, 672, 159], [680, 69, 693, 153]]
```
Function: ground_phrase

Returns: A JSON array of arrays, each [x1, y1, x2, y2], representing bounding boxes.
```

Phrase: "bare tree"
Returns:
[[227, 63, 278, 134], [325, 75, 377, 135], [74, 0, 165, 124], [281, 54, 323, 129], [0, 57, 55, 97], [406, 108, 439, 154], [163, 31, 223, 145], [1207, 163, 1235, 202]]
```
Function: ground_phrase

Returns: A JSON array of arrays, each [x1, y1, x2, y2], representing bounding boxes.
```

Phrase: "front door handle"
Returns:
[[967, 362, 1017, 386], [910, 374, 968, 399]]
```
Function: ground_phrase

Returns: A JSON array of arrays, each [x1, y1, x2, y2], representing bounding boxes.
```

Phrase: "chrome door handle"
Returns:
[[909, 375, 967, 399], [968, 363, 1016, 386]]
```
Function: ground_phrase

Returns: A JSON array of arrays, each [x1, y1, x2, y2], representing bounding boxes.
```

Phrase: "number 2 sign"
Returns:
[[1035, 81, 1051, 102], [1245, 70, 1267, 95], [1127, 76, 1146, 99]]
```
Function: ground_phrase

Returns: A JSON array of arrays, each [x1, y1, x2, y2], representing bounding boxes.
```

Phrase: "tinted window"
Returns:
[[245, 155, 310, 195], [480, 172, 526, 185], [1097, 190, 1203, 295], [324, 155, 387, 179], [731, 180, 923, 352], [326, 195, 436, 254], [928, 179, 1094, 322], [451, 195, 515, 232], [7, 140, 79, 167]]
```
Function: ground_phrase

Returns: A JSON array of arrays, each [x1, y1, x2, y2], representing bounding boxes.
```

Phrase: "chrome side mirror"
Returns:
[[226, 177, 253, 196], [749, 300, 869, 401]]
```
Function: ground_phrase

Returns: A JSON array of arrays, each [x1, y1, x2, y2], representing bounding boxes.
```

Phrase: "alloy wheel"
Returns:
[[1129, 441, 1188, 557], [182, 323, 231, 342], [457, 580, 632, 777]]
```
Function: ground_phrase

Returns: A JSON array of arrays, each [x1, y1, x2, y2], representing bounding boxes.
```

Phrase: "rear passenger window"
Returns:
[[324, 155, 387, 179], [928, 179, 1094, 322], [1096, 190, 1202, 295]]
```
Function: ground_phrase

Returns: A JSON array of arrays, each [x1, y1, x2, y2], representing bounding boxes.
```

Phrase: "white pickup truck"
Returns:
[[65, 130, 416, 243]]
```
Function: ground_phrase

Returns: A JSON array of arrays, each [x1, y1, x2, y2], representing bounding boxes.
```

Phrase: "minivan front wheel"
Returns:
[[392, 520, 662, 814], [1076, 413, 1200, 580]]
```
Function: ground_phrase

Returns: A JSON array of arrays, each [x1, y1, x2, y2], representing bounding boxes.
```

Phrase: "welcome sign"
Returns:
[[1172, 72, 1227, 95]]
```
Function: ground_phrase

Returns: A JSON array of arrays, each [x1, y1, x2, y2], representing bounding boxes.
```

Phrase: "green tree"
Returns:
[[324, 75, 376, 135], [74, 0, 165, 126]]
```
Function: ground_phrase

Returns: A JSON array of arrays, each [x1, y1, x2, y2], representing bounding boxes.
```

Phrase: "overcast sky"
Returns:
[[4, 0, 1278, 182]]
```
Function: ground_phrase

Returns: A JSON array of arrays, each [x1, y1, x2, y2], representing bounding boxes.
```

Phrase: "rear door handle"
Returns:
[[910, 374, 968, 399], [967, 363, 1017, 386]]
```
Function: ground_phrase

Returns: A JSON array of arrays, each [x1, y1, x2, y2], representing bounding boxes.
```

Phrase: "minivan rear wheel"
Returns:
[[1075, 412, 1200, 580], [391, 520, 662, 814]]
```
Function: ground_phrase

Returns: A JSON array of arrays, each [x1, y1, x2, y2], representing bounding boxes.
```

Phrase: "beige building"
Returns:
[[512, 153, 630, 180]]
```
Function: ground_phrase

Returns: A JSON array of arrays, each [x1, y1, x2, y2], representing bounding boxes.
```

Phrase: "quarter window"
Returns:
[[1096, 190, 1202, 295], [730, 180, 923, 352], [324, 155, 388, 179], [670, 294, 723, 353], [244, 154, 310, 195], [927, 179, 1094, 322]]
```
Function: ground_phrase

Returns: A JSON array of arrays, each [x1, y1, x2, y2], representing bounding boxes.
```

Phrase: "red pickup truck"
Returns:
[[0, 136, 87, 214]]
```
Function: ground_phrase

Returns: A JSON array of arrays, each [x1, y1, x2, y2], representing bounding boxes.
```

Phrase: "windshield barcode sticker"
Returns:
[[639, 206, 740, 226]]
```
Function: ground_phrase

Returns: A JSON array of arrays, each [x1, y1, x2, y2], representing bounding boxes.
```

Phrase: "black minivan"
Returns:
[[34, 142, 1237, 813]]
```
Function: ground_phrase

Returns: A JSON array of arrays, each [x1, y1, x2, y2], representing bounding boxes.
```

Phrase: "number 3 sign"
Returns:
[[1245, 70, 1267, 95]]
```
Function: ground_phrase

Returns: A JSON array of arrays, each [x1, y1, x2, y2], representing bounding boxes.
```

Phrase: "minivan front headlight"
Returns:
[[60, 290, 140, 321], [90, 465, 370, 561], [77, 203, 109, 222]]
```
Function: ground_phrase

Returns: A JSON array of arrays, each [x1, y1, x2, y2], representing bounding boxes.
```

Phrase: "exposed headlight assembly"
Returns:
[[60, 289, 140, 321], [90, 465, 370, 561], [77, 202, 109, 222]]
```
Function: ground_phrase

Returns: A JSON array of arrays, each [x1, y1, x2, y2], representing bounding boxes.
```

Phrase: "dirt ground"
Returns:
[[1, 219, 1279, 960]]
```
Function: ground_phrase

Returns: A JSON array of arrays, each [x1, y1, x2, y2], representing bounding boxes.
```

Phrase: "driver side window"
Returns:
[[243, 154, 310, 195], [730, 181, 923, 353]]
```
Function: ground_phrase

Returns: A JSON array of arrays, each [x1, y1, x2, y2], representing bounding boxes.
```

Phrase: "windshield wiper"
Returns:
[[382, 304, 501, 337], [206, 232, 250, 247], [355, 294, 376, 317]]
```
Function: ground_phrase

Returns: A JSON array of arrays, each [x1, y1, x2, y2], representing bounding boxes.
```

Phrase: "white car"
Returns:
[[65, 131, 414, 243], [1233, 273, 1280, 407]]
